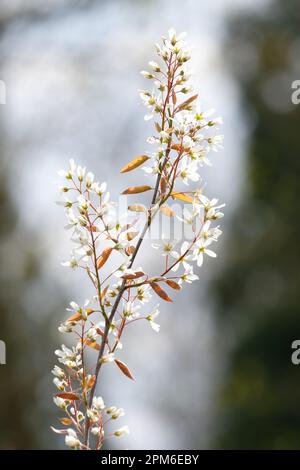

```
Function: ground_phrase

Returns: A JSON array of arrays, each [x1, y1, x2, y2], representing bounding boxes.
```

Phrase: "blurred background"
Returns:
[[0, 0, 299, 450]]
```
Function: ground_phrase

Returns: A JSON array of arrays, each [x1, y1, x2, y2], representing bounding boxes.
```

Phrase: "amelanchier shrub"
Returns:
[[52, 29, 224, 450]]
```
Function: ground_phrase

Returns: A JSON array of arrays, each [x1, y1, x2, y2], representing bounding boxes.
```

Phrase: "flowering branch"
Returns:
[[52, 29, 224, 450]]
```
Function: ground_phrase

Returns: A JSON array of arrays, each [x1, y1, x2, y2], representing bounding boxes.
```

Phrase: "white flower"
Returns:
[[200, 220, 222, 241], [171, 241, 192, 272], [147, 307, 160, 333], [85, 171, 94, 189], [61, 257, 78, 270], [148, 61, 161, 72], [143, 160, 160, 175], [152, 238, 177, 257], [53, 396, 68, 409], [77, 165, 86, 182], [182, 135, 194, 150], [58, 159, 76, 180], [114, 425, 130, 437], [123, 301, 140, 319], [192, 239, 217, 267], [139, 90, 161, 121], [65, 429, 81, 449], [87, 327, 98, 341], [207, 134, 224, 152], [92, 396, 105, 411], [177, 207, 197, 225], [66, 300, 90, 320], [92, 181, 107, 196], [64, 209, 79, 230], [136, 285, 152, 304], [53, 377, 65, 391], [106, 406, 117, 415], [91, 426, 101, 436], [180, 160, 200, 185], [77, 195, 89, 213], [179, 265, 199, 284], [101, 353, 115, 364], [52, 365, 65, 379], [55, 344, 79, 369], [141, 70, 154, 79], [111, 408, 125, 420], [198, 195, 225, 220]]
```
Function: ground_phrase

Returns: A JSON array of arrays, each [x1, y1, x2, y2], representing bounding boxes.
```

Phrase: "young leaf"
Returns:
[[87, 225, 99, 232], [100, 285, 108, 301], [176, 94, 198, 112], [97, 247, 113, 270], [160, 176, 167, 194], [155, 122, 162, 133], [128, 205, 147, 213], [126, 231, 139, 241], [86, 375, 96, 390], [56, 392, 79, 401], [171, 192, 194, 203], [171, 143, 183, 152], [172, 89, 177, 106], [166, 279, 181, 290], [122, 185, 152, 195], [66, 307, 94, 323], [122, 270, 145, 280], [120, 155, 150, 173], [84, 339, 101, 351], [150, 282, 173, 302], [115, 359, 135, 380], [125, 245, 135, 256], [59, 418, 73, 426], [171, 144, 182, 152], [160, 206, 175, 217]]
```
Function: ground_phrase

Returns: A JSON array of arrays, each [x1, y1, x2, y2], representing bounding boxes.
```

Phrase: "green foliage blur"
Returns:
[[213, 0, 300, 449]]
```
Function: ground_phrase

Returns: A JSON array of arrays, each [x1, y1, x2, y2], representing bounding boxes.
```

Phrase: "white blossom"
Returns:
[[192, 239, 217, 267], [114, 425, 130, 437]]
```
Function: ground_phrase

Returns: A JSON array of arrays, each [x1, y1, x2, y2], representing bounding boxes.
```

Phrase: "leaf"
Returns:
[[122, 185, 152, 195], [126, 231, 139, 241], [87, 225, 99, 232], [56, 392, 79, 401], [100, 285, 108, 301], [177, 94, 198, 112], [125, 245, 135, 256], [85, 375, 96, 390], [155, 122, 162, 133], [122, 270, 145, 280], [171, 143, 183, 152], [160, 206, 175, 217], [120, 155, 150, 173], [59, 418, 73, 426], [115, 359, 135, 380], [97, 247, 113, 270], [96, 327, 105, 337], [150, 282, 173, 302], [66, 307, 94, 323], [172, 89, 177, 106], [128, 205, 147, 213], [160, 176, 167, 194], [171, 192, 194, 203], [84, 339, 101, 351], [166, 279, 181, 290], [50, 426, 69, 435]]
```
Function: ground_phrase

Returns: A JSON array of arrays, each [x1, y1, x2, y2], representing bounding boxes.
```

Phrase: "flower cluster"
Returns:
[[52, 29, 224, 450]]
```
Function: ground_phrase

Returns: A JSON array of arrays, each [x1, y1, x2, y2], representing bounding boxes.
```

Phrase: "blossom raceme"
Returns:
[[52, 28, 224, 450]]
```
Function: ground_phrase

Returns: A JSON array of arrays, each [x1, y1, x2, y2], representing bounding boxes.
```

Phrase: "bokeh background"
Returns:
[[0, 0, 299, 450]]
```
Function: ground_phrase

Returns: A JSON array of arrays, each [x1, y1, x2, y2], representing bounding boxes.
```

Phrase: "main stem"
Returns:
[[84, 55, 177, 447]]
